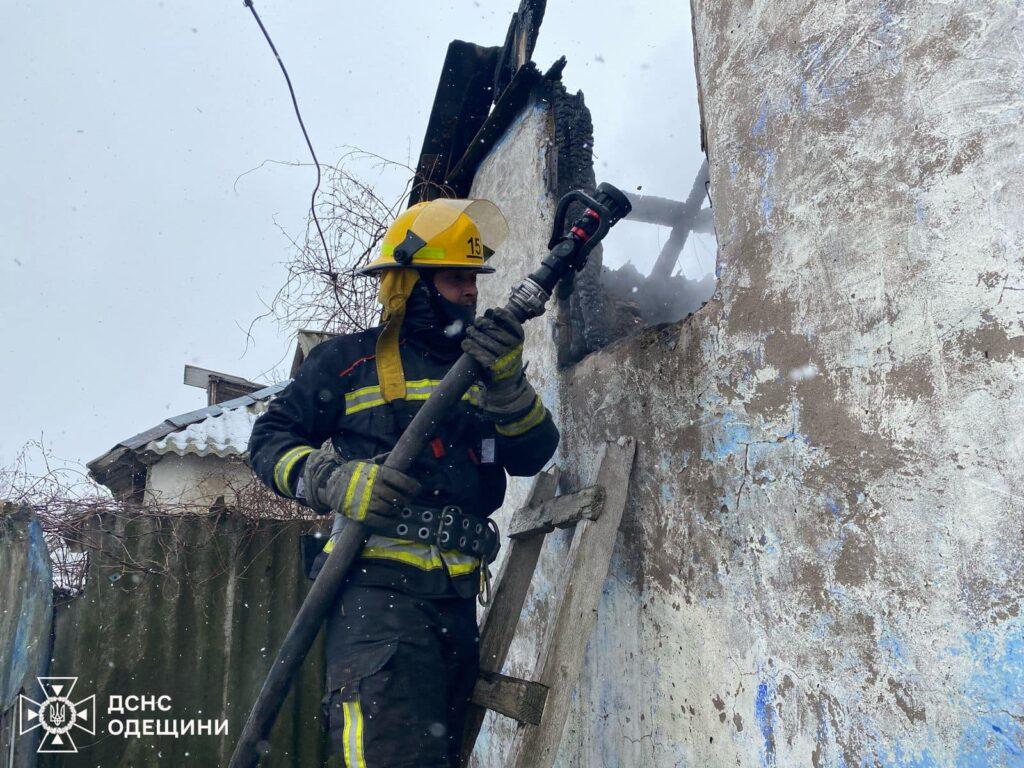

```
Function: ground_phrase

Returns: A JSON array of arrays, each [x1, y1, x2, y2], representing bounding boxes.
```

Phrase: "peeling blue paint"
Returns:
[[747, 442, 779, 484], [780, 399, 811, 446], [877, 628, 906, 663], [754, 147, 778, 226], [955, 621, 1024, 765], [794, 38, 855, 113], [871, 0, 904, 74], [859, 622, 1024, 767], [810, 612, 832, 640], [2, 515, 53, 710], [752, 100, 770, 137], [755, 680, 777, 767], [826, 498, 841, 522], [659, 482, 674, 506], [703, 411, 751, 461]]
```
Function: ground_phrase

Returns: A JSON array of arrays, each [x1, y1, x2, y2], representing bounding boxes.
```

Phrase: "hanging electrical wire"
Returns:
[[242, 0, 331, 264]]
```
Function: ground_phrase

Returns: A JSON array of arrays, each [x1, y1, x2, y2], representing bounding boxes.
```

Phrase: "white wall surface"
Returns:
[[467, 1, 1024, 765], [145, 453, 255, 509]]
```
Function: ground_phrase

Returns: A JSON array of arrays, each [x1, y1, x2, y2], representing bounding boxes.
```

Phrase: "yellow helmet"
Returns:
[[359, 198, 509, 275]]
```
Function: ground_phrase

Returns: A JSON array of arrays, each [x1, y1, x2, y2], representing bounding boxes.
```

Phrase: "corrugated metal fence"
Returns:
[[0, 509, 330, 767]]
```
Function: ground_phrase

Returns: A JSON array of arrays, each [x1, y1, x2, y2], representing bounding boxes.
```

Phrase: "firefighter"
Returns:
[[247, 198, 559, 767]]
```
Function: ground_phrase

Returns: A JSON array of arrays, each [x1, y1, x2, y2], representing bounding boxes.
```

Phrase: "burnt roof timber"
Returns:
[[410, 41, 503, 205], [410, 0, 551, 204], [444, 62, 546, 193]]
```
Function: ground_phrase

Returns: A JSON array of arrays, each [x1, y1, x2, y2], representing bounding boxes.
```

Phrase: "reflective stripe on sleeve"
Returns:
[[495, 395, 547, 437], [466, 384, 484, 407], [340, 462, 378, 521], [490, 344, 523, 381], [273, 445, 315, 497], [355, 464, 379, 521]]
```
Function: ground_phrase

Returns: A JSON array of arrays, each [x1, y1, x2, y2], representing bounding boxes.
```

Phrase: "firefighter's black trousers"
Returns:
[[324, 583, 479, 767]]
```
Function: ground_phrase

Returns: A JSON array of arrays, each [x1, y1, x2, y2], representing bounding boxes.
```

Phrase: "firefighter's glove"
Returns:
[[301, 449, 420, 520], [463, 307, 537, 418], [464, 308, 525, 381]]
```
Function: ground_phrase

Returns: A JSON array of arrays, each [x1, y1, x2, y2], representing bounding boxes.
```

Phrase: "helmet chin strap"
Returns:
[[374, 268, 421, 403]]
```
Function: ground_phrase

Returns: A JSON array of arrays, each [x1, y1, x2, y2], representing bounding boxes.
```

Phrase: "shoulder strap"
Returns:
[[374, 268, 420, 402]]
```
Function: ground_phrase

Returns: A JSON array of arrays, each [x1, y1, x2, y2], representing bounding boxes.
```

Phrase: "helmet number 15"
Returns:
[[466, 236, 483, 259]]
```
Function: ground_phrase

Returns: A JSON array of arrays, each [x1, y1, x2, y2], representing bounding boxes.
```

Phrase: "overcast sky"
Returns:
[[0, 0, 708, 477]]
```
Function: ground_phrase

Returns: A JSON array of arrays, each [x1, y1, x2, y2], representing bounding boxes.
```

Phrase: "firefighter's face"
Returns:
[[431, 269, 479, 307]]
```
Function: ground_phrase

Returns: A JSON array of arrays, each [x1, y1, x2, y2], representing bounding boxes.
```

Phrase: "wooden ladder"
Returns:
[[459, 436, 637, 768]]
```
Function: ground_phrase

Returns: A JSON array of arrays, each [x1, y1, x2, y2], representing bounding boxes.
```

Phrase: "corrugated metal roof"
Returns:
[[88, 382, 290, 476], [147, 400, 269, 458], [143, 382, 287, 458]]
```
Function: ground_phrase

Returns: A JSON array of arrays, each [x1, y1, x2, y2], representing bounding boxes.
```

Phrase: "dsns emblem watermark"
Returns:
[[19, 677, 96, 754]]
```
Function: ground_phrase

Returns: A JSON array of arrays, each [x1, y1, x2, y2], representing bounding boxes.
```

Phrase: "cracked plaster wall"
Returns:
[[469, 1, 1024, 766]]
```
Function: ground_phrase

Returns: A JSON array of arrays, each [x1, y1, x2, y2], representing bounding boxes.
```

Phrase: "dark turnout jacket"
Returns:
[[248, 318, 559, 598]]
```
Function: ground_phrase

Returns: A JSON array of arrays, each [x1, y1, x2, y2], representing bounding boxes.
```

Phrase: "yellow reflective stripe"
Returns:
[[404, 379, 442, 402], [443, 551, 482, 576], [361, 545, 444, 570], [495, 395, 546, 437], [346, 396, 385, 415], [347, 383, 381, 399], [323, 536, 480, 575], [381, 243, 446, 261], [341, 462, 365, 517], [338, 461, 380, 521], [359, 536, 480, 575], [355, 464, 379, 521], [345, 384, 386, 415], [273, 445, 314, 497], [491, 345, 523, 381], [342, 700, 366, 768], [405, 378, 442, 392], [344, 379, 477, 415]]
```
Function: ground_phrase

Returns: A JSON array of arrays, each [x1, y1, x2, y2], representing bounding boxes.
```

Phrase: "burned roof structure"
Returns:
[[409, 0, 714, 362]]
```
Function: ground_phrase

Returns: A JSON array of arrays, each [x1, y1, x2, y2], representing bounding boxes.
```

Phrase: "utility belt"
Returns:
[[365, 505, 500, 565]]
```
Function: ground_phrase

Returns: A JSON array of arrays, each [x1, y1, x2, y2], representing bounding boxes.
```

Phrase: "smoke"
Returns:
[[602, 261, 715, 328]]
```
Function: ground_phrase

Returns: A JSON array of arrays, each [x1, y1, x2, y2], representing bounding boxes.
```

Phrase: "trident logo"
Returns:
[[19, 677, 96, 754], [49, 703, 67, 727]]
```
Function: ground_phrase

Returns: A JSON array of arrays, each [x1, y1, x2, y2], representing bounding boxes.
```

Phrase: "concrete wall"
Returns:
[[469, 1, 1024, 764], [145, 453, 255, 509], [470, 102, 584, 766]]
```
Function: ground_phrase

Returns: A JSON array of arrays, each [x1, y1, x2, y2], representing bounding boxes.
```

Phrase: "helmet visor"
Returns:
[[406, 199, 509, 258]]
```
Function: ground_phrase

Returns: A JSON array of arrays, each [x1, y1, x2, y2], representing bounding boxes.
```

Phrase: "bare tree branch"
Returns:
[[2, 440, 319, 601]]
